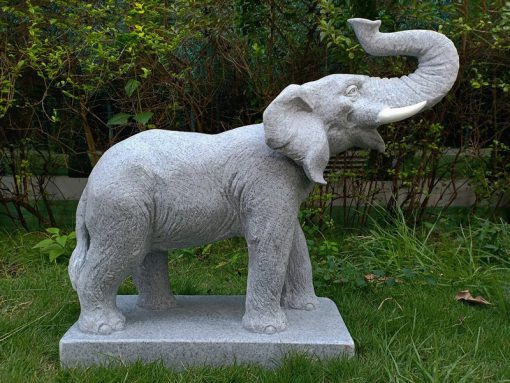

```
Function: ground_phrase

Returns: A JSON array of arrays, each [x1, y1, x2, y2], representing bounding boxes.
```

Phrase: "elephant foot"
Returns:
[[78, 307, 126, 335], [281, 293, 319, 311], [242, 308, 288, 335], [136, 293, 176, 310]]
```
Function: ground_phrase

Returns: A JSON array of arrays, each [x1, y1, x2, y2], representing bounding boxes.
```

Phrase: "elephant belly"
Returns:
[[151, 195, 242, 250]]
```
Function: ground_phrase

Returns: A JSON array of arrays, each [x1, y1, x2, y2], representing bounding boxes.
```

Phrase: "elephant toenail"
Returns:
[[305, 303, 315, 311], [113, 321, 125, 329], [98, 324, 112, 334], [264, 325, 277, 335]]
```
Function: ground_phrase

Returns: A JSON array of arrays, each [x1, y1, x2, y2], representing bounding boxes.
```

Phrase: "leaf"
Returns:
[[46, 228, 60, 235], [364, 273, 401, 285], [107, 112, 131, 126], [44, 243, 64, 252], [124, 79, 140, 97], [214, 261, 229, 269], [49, 248, 65, 262], [140, 67, 151, 79], [202, 244, 212, 255], [133, 111, 154, 125], [455, 290, 491, 306], [364, 273, 378, 282], [32, 238, 54, 249], [373, 269, 386, 277], [61, 90, 79, 100], [67, 231, 76, 240], [402, 268, 416, 279], [56, 235, 67, 248], [364, 273, 389, 283]]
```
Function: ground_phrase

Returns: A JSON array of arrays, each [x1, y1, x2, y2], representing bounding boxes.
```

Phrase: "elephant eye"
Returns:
[[345, 85, 358, 97]]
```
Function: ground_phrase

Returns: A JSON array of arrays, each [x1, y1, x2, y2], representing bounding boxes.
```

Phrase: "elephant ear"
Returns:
[[263, 84, 329, 185]]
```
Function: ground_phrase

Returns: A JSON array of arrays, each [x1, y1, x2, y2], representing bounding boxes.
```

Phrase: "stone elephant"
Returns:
[[69, 18, 458, 335]]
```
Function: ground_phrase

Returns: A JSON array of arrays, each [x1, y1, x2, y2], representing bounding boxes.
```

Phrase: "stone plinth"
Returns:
[[60, 295, 354, 369]]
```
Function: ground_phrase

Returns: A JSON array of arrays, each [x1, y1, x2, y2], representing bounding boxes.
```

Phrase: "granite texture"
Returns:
[[60, 295, 355, 369], [67, 18, 459, 335]]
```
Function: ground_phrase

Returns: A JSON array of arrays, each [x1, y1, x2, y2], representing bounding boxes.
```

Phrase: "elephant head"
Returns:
[[263, 18, 459, 184]]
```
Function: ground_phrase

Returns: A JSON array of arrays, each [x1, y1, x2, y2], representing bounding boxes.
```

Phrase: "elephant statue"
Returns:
[[68, 18, 458, 335]]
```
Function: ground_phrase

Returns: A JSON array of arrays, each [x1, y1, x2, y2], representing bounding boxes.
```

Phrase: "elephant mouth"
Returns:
[[357, 128, 385, 153], [376, 101, 427, 125], [357, 101, 426, 153]]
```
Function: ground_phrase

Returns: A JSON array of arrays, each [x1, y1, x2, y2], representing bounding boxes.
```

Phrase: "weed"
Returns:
[[32, 228, 76, 262]]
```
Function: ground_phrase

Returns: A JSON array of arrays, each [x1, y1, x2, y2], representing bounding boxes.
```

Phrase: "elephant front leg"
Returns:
[[242, 217, 295, 335], [281, 224, 319, 311], [133, 250, 176, 310]]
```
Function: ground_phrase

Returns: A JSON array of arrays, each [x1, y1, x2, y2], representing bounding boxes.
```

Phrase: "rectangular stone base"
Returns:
[[60, 295, 354, 369]]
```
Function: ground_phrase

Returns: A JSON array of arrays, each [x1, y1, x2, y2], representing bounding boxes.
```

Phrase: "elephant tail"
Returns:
[[68, 185, 89, 290]]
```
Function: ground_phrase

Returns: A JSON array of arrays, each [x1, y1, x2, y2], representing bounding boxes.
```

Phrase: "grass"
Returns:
[[0, 215, 509, 382]]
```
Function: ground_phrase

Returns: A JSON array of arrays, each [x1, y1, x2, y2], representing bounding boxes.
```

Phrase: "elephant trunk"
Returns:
[[348, 18, 459, 109]]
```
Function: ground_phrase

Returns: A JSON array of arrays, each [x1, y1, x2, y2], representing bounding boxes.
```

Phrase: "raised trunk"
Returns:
[[348, 19, 459, 109]]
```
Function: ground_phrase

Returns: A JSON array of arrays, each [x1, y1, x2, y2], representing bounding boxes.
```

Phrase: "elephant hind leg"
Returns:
[[134, 250, 176, 310], [76, 220, 150, 334]]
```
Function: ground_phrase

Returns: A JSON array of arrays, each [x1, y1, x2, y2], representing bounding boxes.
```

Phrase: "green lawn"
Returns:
[[0, 215, 509, 382]]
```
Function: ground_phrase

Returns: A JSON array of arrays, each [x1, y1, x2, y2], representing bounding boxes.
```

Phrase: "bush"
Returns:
[[1, 1, 508, 229]]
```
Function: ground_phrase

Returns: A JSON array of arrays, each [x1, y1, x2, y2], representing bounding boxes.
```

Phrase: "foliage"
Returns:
[[0, 1, 509, 229], [32, 227, 76, 262]]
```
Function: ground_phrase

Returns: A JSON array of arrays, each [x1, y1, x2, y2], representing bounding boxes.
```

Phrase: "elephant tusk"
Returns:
[[376, 101, 427, 124]]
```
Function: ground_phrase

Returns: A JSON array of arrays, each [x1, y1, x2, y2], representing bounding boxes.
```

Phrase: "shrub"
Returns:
[[1, 1, 508, 229]]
